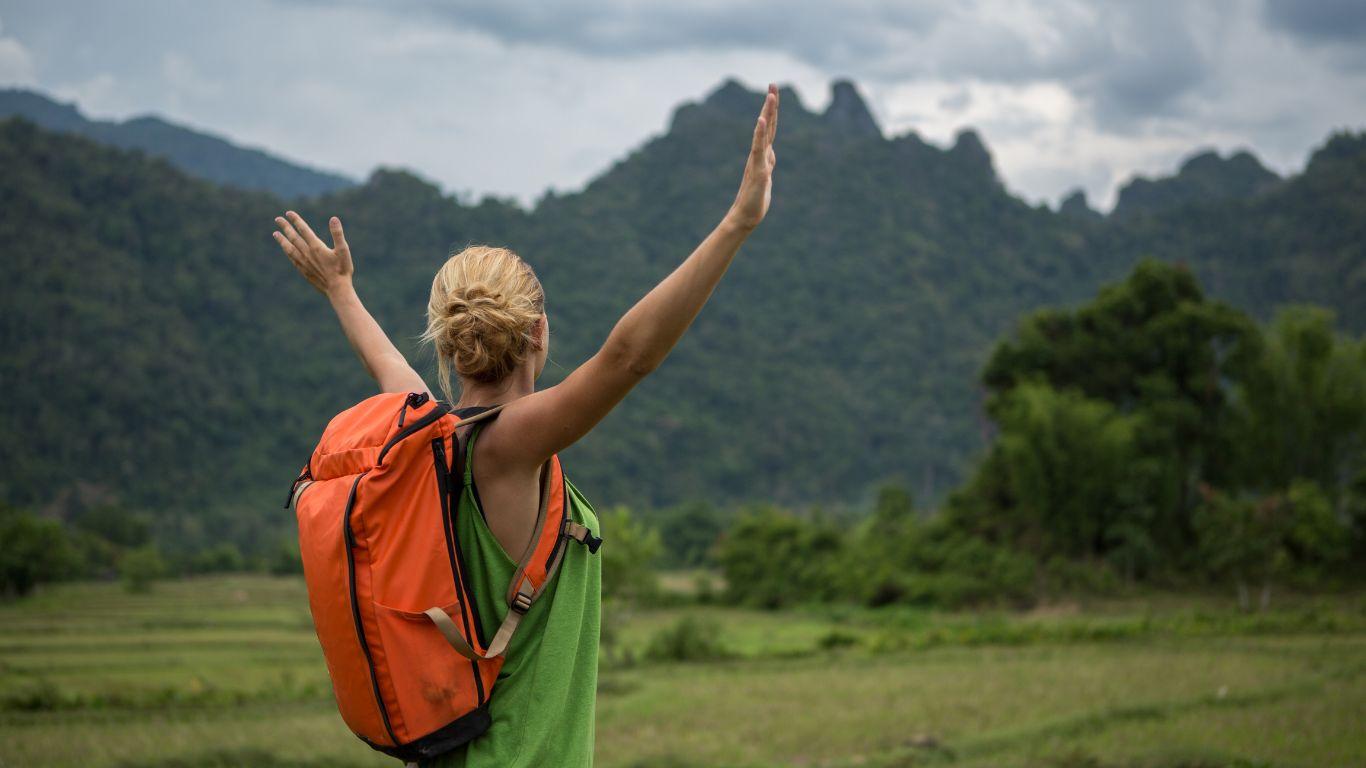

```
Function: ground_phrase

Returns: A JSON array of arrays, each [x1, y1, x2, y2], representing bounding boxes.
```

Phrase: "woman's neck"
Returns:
[[454, 367, 535, 409]]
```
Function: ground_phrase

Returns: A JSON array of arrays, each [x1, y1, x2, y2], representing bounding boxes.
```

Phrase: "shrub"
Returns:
[[599, 506, 661, 603], [0, 505, 83, 598], [120, 545, 167, 593], [643, 616, 729, 662], [717, 504, 845, 609]]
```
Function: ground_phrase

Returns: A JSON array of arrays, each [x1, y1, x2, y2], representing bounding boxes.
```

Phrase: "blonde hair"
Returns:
[[423, 245, 545, 398]]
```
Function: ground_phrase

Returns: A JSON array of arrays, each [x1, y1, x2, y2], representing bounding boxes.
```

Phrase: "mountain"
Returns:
[[1098, 132, 1366, 330], [0, 89, 355, 198], [1111, 148, 1281, 219], [1, 80, 1363, 558]]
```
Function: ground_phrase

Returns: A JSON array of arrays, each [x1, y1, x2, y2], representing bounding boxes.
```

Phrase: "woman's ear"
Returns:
[[532, 314, 549, 350]]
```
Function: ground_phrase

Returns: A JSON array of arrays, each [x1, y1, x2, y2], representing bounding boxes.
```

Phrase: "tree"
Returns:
[[1194, 481, 1348, 609], [1232, 306, 1366, 500], [979, 260, 1260, 564], [652, 501, 725, 568], [120, 545, 167, 594], [716, 505, 845, 608], [598, 507, 661, 603], [0, 505, 82, 598]]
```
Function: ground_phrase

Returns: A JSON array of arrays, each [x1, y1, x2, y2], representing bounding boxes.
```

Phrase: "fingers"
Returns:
[[285, 210, 325, 249], [766, 83, 779, 144], [272, 231, 302, 264], [328, 216, 348, 253], [750, 114, 768, 162], [275, 215, 310, 257]]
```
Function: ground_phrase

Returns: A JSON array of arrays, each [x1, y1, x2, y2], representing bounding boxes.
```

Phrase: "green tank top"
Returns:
[[426, 424, 602, 768]]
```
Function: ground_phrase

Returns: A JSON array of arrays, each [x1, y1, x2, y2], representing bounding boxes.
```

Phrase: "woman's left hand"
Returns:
[[724, 83, 779, 232], [273, 211, 354, 297]]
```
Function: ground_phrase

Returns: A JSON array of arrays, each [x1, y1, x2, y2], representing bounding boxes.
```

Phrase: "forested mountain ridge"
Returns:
[[1111, 149, 1281, 220], [1, 79, 1362, 558], [0, 88, 355, 198]]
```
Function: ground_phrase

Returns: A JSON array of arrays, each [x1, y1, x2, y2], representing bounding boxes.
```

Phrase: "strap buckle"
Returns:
[[510, 590, 533, 615], [564, 521, 604, 554]]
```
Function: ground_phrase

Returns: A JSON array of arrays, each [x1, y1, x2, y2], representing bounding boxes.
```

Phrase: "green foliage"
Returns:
[[651, 500, 725, 568], [599, 506, 662, 603], [0, 505, 82, 597], [188, 543, 246, 575], [1230, 306, 1366, 498], [0, 88, 355, 198], [119, 545, 167, 593], [643, 615, 729, 662], [955, 260, 1366, 596], [70, 505, 151, 548], [716, 504, 845, 608], [268, 539, 304, 576], [1193, 481, 1349, 609], [1, 92, 1364, 575]]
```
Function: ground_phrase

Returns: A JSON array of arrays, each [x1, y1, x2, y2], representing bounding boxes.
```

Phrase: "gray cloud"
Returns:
[[1264, 0, 1366, 44], [1, 0, 1363, 212], [292, 0, 1225, 127]]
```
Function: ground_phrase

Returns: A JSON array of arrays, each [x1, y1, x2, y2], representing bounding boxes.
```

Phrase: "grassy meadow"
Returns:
[[1, 576, 1363, 768]]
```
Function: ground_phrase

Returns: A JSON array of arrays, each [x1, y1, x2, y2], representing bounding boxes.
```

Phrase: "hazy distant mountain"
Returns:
[[0, 88, 354, 198], [0, 79, 1362, 557], [1111, 149, 1281, 219]]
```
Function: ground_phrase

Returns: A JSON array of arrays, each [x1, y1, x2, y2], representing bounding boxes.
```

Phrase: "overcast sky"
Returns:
[[1, 1, 1363, 210]]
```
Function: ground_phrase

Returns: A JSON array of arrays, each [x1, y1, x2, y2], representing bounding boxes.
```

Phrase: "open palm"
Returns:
[[273, 211, 354, 296]]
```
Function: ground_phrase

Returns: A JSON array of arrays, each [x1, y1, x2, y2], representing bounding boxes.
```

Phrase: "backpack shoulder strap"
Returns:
[[451, 404, 505, 487], [422, 411, 601, 660]]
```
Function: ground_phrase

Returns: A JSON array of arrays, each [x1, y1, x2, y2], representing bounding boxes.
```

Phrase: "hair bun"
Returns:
[[423, 246, 545, 391]]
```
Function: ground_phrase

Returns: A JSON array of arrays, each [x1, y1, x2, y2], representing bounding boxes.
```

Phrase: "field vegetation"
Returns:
[[2, 576, 1363, 768]]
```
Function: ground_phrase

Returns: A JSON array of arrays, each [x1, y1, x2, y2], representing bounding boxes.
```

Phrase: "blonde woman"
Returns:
[[271, 85, 777, 766]]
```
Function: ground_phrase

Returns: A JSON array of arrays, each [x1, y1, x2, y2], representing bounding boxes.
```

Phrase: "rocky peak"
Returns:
[[821, 79, 880, 138]]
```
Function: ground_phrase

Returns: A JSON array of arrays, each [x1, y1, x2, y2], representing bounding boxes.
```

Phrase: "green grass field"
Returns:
[[2, 576, 1363, 768]]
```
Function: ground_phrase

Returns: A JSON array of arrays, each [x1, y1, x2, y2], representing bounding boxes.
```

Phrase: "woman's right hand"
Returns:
[[273, 211, 355, 297]]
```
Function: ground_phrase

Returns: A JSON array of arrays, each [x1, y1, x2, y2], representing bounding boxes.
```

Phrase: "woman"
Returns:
[[270, 84, 778, 766]]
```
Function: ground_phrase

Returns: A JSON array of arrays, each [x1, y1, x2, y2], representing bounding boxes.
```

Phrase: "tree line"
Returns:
[[8, 261, 1361, 607]]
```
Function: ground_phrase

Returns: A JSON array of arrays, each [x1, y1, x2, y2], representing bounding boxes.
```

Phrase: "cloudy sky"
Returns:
[[1, 0, 1363, 210]]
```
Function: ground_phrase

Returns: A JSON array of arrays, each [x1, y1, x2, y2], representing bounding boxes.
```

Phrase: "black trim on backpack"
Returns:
[[360, 704, 492, 762], [453, 407, 496, 523], [283, 465, 312, 510], [378, 401, 453, 465], [432, 438, 485, 706], [341, 470, 398, 747]]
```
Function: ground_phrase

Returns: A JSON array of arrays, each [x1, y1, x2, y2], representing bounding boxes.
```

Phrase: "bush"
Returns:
[[189, 543, 245, 574], [120, 545, 167, 593], [0, 505, 83, 598], [599, 506, 661, 603], [717, 505, 845, 609], [816, 629, 860, 650], [269, 540, 304, 576], [643, 616, 729, 662]]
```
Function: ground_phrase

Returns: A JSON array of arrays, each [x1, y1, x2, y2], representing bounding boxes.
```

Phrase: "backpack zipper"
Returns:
[[379, 401, 451, 465], [395, 391, 429, 429], [432, 438, 485, 706], [342, 470, 399, 746]]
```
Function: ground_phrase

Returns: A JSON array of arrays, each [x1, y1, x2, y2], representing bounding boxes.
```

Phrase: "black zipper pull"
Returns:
[[396, 391, 430, 429], [284, 466, 312, 509]]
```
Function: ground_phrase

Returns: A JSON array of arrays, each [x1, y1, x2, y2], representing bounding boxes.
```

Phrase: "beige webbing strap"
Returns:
[[564, 521, 603, 552], [289, 480, 312, 510], [423, 581, 534, 660]]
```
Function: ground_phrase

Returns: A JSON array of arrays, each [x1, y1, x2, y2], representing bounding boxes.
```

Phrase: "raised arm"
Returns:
[[486, 83, 780, 467], [273, 213, 430, 395]]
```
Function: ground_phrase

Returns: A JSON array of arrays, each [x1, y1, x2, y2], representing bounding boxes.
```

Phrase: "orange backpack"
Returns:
[[285, 391, 602, 762]]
